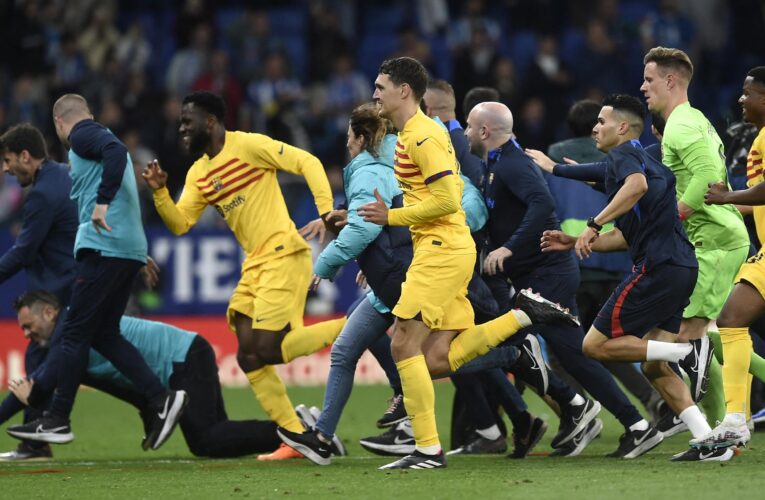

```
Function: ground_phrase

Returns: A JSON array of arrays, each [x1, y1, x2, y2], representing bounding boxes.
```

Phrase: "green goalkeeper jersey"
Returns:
[[662, 102, 749, 251]]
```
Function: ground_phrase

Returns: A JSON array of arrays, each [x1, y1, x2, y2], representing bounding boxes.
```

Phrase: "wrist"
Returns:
[[586, 216, 603, 233]]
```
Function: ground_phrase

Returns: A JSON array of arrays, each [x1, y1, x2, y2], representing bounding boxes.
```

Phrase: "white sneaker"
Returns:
[[689, 416, 750, 449]]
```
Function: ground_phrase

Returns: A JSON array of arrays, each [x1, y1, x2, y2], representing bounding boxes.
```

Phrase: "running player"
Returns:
[[357, 57, 577, 469], [696, 66, 765, 449], [641, 48, 750, 423], [142, 91, 345, 460]]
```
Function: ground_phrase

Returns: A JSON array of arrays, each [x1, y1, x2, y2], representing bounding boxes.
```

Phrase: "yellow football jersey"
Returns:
[[388, 109, 473, 252], [153, 131, 333, 268], [746, 126, 765, 245]]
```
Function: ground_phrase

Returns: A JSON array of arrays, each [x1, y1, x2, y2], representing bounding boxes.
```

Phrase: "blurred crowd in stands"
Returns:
[[0, 0, 763, 230]]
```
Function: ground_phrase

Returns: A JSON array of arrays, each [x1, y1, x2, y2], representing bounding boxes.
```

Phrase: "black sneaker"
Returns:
[[516, 289, 580, 328], [0, 442, 53, 461], [509, 416, 547, 459], [679, 336, 713, 402], [360, 421, 416, 456], [377, 394, 407, 428], [655, 408, 688, 438], [146, 390, 188, 450], [446, 435, 507, 455], [607, 425, 663, 459], [551, 399, 601, 448], [7, 413, 73, 444], [277, 428, 333, 465], [379, 449, 446, 470], [140, 409, 153, 450], [514, 334, 549, 395], [308, 406, 347, 456], [550, 418, 603, 457], [670, 446, 735, 462]]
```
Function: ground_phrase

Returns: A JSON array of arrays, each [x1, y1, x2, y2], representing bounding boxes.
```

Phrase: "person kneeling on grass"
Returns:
[[0, 290, 289, 460]]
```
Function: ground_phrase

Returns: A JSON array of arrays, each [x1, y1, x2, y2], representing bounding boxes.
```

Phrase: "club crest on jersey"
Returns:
[[212, 177, 224, 192]]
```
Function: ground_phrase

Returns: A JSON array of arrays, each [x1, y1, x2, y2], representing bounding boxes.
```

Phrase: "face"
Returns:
[[178, 103, 211, 157], [346, 125, 365, 159], [17, 305, 56, 348], [373, 73, 401, 119], [593, 106, 620, 152], [2, 150, 36, 187], [464, 111, 487, 158], [739, 76, 765, 124], [640, 62, 671, 113]]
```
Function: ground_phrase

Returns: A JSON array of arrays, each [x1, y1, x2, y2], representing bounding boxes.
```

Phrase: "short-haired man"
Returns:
[[8, 95, 187, 450], [700, 66, 765, 449], [1, 291, 283, 459], [539, 94, 733, 461], [641, 47, 750, 420], [142, 91, 346, 460], [357, 57, 576, 469]]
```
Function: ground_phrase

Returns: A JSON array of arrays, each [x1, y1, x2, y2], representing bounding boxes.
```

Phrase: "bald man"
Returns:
[[423, 80, 483, 188], [464, 102, 659, 459], [8, 94, 187, 449]]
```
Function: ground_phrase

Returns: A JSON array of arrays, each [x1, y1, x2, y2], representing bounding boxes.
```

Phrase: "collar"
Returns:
[[68, 118, 96, 141], [487, 138, 520, 163], [445, 119, 462, 132]]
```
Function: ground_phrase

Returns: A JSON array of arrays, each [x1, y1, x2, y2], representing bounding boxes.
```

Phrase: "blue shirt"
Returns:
[[602, 140, 697, 270], [68, 119, 147, 263], [0, 161, 78, 304]]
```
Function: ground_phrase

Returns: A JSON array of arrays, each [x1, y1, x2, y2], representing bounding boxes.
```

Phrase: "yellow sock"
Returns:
[[397, 355, 440, 450], [720, 327, 753, 415], [246, 366, 303, 432], [281, 317, 346, 363], [746, 373, 753, 421], [447, 310, 524, 372]]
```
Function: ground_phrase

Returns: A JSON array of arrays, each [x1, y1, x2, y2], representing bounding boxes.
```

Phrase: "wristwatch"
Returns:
[[586, 217, 603, 233]]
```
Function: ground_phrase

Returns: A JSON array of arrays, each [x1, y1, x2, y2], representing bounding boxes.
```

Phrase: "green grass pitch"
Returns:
[[1, 383, 764, 499]]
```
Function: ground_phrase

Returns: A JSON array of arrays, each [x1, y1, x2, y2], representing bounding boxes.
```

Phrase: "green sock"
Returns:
[[699, 355, 726, 426], [709, 329, 765, 383]]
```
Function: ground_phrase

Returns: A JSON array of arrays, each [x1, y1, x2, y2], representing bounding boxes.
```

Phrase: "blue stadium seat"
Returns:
[[508, 31, 538, 79], [559, 28, 585, 67], [428, 35, 453, 81], [361, 5, 406, 35], [280, 36, 308, 81], [358, 34, 399, 80], [269, 7, 307, 34]]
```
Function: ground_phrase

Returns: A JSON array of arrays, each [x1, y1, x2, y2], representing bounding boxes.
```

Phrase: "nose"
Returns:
[[639, 82, 647, 92], [23, 328, 32, 339], [372, 89, 380, 100], [739, 95, 745, 104]]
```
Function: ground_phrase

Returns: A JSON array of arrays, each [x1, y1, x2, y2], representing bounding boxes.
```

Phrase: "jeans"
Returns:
[[316, 297, 395, 438]]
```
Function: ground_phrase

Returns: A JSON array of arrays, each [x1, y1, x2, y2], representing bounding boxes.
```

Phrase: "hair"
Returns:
[[426, 79, 456, 111], [602, 94, 646, 135], [462, 86, 500, 118], [748, 66, 765, 87], [52, 93, 90, 120], [182, 91, 226, 122], [13, 290, 61, 312], [378, 57, 429, 102], [650, 111, 667, 136], [349, 103, 387, 157], [566, 100, 601, 138], [643, 46, 694, 82], [0, 123, 48, 159]]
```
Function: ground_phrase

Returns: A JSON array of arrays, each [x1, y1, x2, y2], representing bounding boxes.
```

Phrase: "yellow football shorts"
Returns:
[[392, 249, 476, 331], [735, 248, 765, 300], [227, 249, 312, 332]]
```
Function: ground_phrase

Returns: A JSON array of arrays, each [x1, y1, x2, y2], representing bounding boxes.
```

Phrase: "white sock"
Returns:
[[679, 405, 712, 438], [317, 432, 333, 444], [629, 419, 649, 432], [569, 394, 585, 406], [645, 340, 692, 362], [476, 424, 501, 440], [514, 310, 531, 328], [416, 444, 442, 455], [724, 412, 746, 426]]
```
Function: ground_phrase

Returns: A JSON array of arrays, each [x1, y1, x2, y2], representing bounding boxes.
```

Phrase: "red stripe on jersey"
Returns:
[[395, 169, 420, 178], [199, 158, 240, 182], [396, 141, 405, 149], [752, 158, 763, 166], [197, 162, 251, 189], [424, 170, 453, 184], [747, 171, 762, 181], [207, 172, 265, 205], [611, 266, 646, 338], [394, 159, 418, 169], [397, 152, 410, 159], [202, 168, 262, 200]]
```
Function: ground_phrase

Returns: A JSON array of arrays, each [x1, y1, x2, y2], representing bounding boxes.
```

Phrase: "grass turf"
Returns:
[[1, 383, 764, 499]]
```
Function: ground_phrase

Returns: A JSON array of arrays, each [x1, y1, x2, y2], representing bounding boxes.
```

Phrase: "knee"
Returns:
[[329, 342, 355, 369], [236, 348, 261, 373], [424, 344, 450, 378], [640, 361, 665, 381], [716, 310, 734, 329], [250, 331, 285, 365]]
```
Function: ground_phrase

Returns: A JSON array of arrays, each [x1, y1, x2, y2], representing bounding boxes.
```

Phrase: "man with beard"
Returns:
[[142, 91, 344, 460], [8, 95, 187, 450]]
